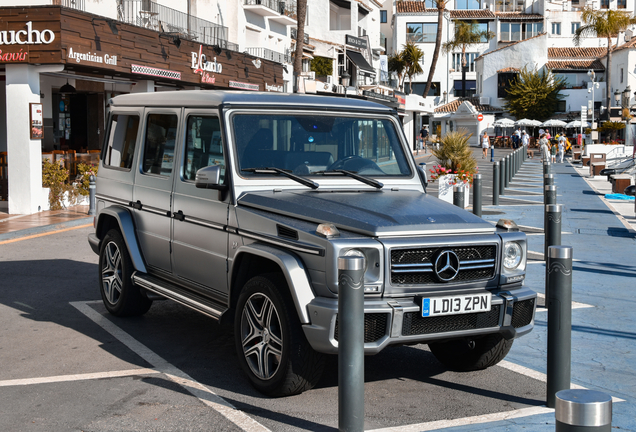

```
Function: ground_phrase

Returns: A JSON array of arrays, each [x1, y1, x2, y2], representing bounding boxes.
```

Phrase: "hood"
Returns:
[[237, 189, 494, 237]]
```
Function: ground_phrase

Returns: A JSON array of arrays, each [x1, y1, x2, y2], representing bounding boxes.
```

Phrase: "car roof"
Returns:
[[109, 90, 395, 114]]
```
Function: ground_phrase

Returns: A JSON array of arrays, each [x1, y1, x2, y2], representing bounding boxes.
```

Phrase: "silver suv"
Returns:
[[88, 91, 536, 397]]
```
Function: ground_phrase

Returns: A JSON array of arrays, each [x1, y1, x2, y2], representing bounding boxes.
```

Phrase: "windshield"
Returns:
[[232, 113, 412, 177]]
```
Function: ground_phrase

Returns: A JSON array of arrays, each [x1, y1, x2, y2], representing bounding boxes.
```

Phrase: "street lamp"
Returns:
[[442, 90, 447, 104], [623, 85, 631, 146], [614, 89, 621, 107], [341, 70, 351, 98], [587, 69, 599, 144]]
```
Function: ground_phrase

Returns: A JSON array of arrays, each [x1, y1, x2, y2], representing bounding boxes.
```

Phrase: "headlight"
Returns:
[[503, 241, 523, 270]]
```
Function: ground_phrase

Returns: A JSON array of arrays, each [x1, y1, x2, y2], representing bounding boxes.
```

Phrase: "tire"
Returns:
[[234, 274, 324, 397], [99, 229, 152, 317], [428, 334, 513, 372]]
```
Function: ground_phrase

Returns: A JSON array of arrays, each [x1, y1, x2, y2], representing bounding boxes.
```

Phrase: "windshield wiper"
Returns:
[[317, 169, 384, 189], [242, 167, 319, 190]]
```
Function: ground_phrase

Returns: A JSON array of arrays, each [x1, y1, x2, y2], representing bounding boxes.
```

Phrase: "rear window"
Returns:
[[103, 114, 139, 169]]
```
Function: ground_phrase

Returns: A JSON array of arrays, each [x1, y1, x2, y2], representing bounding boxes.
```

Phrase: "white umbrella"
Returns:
[[516, 118, 542, 126], [565, 120, 590, 128], [493, 118, 516, 127], [542, 119, 567, 127]]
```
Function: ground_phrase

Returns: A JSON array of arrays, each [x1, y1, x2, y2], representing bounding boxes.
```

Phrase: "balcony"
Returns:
[[118, 0, 238, 51], [291, 27, 309, 45], [244, 0, 297, 25], [52, 0, 85, 11], [245, 47, 292, 64]]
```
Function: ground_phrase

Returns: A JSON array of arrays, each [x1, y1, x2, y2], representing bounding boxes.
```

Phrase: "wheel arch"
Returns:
[[230, 243, 315, 324], [96, 206, 147, 273]]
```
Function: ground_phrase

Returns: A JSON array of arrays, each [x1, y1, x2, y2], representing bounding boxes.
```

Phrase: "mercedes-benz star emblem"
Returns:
[[434, 250, 460, 282]]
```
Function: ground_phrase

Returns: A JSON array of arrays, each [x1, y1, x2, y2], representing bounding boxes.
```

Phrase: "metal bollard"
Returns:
[[453, 184, 465, 209], [546, 245, 573, 409], [493, 162, 500, 206], [555, 389, 612, 431], [338, 254, 366, 432], [544, 160, 552, 175], [545, 173, 554, 186], [88, 175, 96, 216], [490, 146, 494, 162], [500, 158, 506, 194], [507, 155, 512, 185], [545, 203, 562, 263], [473, 174, 482, 217], [504, 156, 510, 188], [545, 185, 557, 205]]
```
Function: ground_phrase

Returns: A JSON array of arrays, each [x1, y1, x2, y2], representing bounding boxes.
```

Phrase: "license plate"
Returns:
[[421, 293, 491, 317]]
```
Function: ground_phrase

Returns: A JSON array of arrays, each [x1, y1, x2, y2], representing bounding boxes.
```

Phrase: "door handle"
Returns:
[[129, 200, 142, 210], [173, 210, 185, 221]]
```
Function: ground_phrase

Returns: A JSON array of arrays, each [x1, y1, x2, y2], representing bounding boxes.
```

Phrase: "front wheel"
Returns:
[[234, 274, 324, 397], [428, 334, 513, 372], [99, 229, 152, 317]]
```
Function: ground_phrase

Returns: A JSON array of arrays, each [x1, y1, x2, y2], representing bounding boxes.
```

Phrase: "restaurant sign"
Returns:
[[0, 22, 55, 45], [67, 47, 117, 65], [192, 45, 223, 84]]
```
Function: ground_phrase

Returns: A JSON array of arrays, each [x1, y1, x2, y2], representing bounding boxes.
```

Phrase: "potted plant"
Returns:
[[429, 131, 478, 205]]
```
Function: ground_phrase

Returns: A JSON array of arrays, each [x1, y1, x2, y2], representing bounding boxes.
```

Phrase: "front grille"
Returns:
[[402, 304, 501, 336], [334, 313, 388, 343], [511, 299, 535, 328], [391, 245, 497, 285]]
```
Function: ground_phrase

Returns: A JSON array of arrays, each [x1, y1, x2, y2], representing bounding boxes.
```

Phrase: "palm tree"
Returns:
[[402, 43, 424, 94], [573, 8, 635, 109], [388, 51, 407, 91], [423, 0, 449, 99], [293, 0, 307, 93], [442, 20, 494, 98]]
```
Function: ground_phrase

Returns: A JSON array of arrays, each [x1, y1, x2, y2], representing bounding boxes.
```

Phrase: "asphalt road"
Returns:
[[0, 225, 548, 431]]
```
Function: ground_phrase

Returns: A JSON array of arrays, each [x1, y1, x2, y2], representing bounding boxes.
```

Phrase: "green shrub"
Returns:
[[430, 130, 478, 185]]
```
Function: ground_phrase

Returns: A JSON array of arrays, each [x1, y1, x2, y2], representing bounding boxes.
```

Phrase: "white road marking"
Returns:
[[0, 368, 160, 387], [534, 293, 593, 310], [71, 301, 271, 432]]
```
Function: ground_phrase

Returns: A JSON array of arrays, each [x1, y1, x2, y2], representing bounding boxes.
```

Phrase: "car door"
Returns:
[[132, 109, 180, 274], [171, 111, 229, 298]]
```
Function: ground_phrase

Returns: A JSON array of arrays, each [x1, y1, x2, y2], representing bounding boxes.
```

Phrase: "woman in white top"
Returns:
[[481, 132, 489, 158]]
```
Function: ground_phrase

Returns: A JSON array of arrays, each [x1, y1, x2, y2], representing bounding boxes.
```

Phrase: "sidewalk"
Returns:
[[0, 204, 93, 242]]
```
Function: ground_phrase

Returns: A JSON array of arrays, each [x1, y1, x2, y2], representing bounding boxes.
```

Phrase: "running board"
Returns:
[[132, 272, 226, 320]]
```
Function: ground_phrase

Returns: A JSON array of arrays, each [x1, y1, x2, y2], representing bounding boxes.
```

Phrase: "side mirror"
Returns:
[[418, 162, 428, 192], [195, 165, 226, 190]]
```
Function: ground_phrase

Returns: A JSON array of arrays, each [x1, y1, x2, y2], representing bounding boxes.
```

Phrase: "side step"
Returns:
[[132, 272, 226, 320]]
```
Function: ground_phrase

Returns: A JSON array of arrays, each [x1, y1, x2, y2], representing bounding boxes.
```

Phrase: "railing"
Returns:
[[245, 47, 292, 64], [244, 0, 297, 19], [291, 27, 309, 45], [118, 0, 235, 50], [52, 0, 85, 11]]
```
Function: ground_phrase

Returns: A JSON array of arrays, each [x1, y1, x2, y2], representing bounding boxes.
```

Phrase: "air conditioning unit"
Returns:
[[480, 97, 490, 105]]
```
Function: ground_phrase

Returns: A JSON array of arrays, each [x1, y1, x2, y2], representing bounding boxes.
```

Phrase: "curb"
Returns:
[[0, 216, 93, 242]]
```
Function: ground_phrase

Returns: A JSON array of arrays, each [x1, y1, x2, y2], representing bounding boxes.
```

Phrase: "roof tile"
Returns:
[[545, 60, 606, 70], [495, 12, 544, 20], [434, 97, 502, 113], [450, 10, 495, 19], [396, 2, 437, 13], [547, 47, 607, 58]]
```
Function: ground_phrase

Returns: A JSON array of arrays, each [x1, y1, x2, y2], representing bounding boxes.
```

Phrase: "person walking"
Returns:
[[558, 134, 566, 163], [419, 125, 429, 153], [550, 140, 557, 163], [481, 131, 490, 158], [522, 130, 532, 158], [540, 134, 550, 162]]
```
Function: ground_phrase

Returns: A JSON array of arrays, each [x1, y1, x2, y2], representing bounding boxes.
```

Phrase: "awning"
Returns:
[[346, 50, 375, 76]]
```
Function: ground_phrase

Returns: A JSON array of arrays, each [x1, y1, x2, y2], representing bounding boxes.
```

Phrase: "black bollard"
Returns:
[[545, 185, 557, 205], [544, 160, 551, 175], [546, 245, 573, 409], [338, 254, 366, 432], [545, 203, 562, 263], [500, 158, 506, 195], [453, 184, 465, 209], [507, 154, 513, 184], [473, 174, 482, 217], [493, 162, 500, 205], [504, 156, 510, 188], [88, 175, 96, 216], [544, 173, 554, 187]]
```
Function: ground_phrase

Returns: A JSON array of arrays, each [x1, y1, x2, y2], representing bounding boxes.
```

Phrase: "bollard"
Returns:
[[544, 160, 552, 175], [507, 155, 512, 185], [545, 204, 562, 260], [473, 174, 482, 217], [338, 254, 366, 432], [545, 185, 557, 205], [545, 173, 554, 186], [555, 389, 612, 432], [453, 184, 465, 209], [490, 146, 495, 162], [493, 162, 500, 205], [88, 175, 96, 216], [546, 245, 573, 409], [500, 158, 506, 195], [504, 156, 510, 188]]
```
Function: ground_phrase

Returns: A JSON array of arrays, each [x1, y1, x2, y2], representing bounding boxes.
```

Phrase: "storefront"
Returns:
[[0, 6, 284, 214]]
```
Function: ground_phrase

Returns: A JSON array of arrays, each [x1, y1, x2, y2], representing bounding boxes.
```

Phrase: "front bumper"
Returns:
[[302, 286, 537, 354]]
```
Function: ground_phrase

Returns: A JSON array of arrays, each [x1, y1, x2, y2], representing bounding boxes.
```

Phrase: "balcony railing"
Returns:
[[244, 0, 297, 19], [52, 0, 85, 10], [118, 0, 237, 51], [291, 27, 309, 44], [246, 47, 292, 64]]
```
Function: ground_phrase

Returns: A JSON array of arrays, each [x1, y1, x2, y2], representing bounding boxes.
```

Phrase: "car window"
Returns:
[[142, 113, 178, 177], [183, 116, 225, 183], [233, 113, 411, 177], [103, 114, 139, 170]]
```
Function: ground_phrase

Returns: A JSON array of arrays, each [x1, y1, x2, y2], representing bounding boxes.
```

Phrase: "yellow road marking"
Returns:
[[0, 223, 92, 245]]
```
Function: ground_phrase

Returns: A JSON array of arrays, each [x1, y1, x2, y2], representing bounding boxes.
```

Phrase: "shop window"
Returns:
[[406, 23, 438, 43], [103, 114, 140, 170], [142, 114, 178, 177], [497, 72, 517, 98], [183, 116, 225, 182]]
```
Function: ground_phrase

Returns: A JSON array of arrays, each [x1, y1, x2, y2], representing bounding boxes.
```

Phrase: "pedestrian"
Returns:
[[558, 134, 565, 163], [539, 133, 550, 162], [481, 131, 490, 158], [419, 125, 429, 153], [545, 129, 551, 140], [550, 140, 557, 163], [522, 130, 532, 158], [513, 128, 521, 149]]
